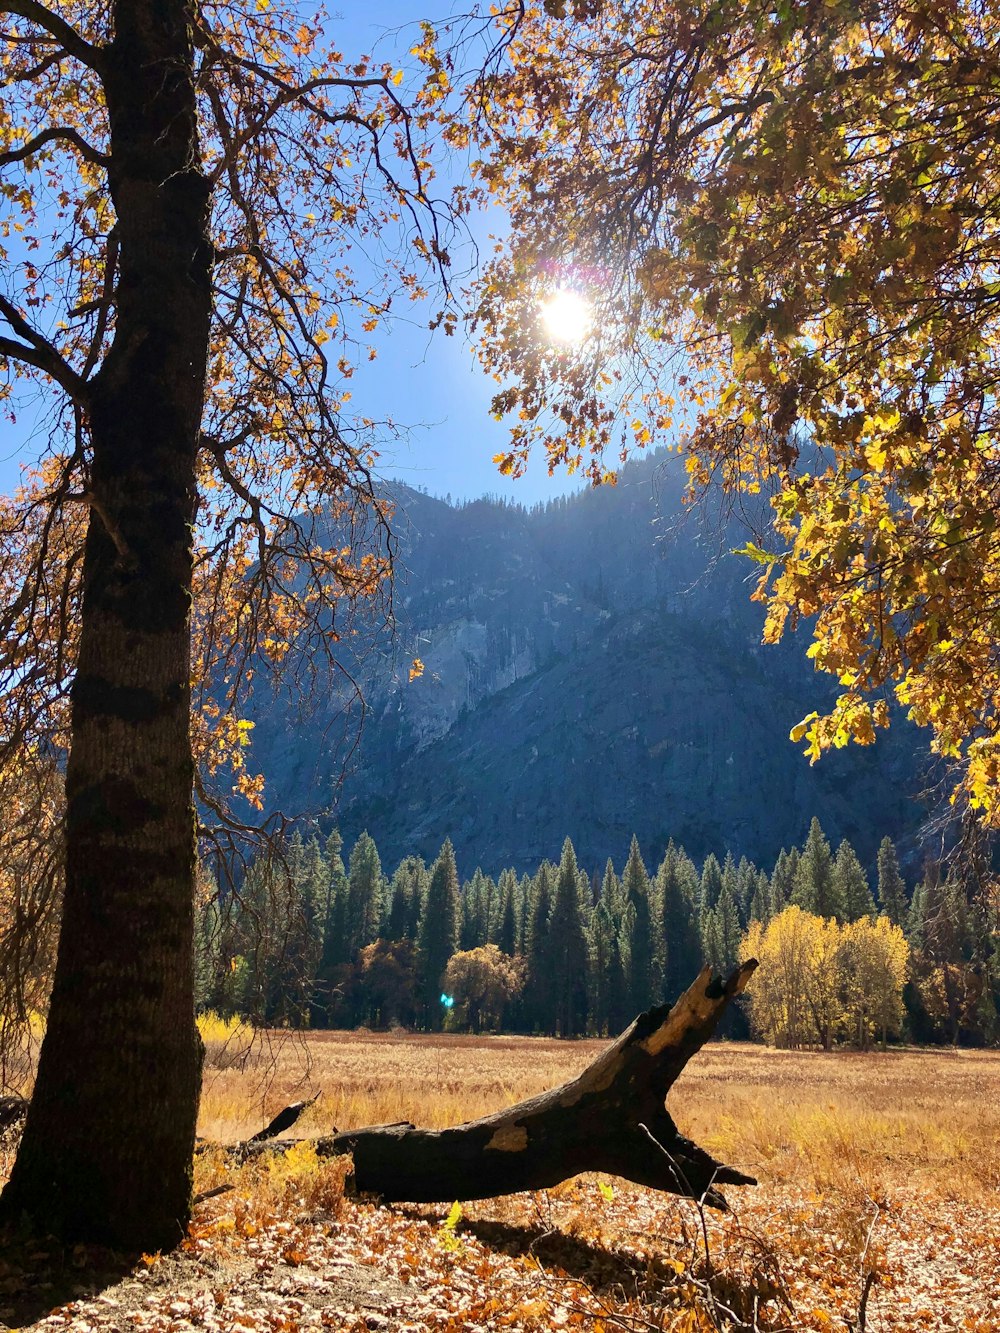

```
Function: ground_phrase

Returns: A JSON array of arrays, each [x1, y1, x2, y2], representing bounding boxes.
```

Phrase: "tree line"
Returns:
[[196, 817, 1000, 1047]]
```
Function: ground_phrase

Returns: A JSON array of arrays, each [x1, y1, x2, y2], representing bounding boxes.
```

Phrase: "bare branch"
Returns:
[[0, 124, 109, 169], [80, 225, 118, 380]]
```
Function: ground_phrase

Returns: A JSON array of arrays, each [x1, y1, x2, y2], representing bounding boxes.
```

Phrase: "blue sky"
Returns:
[[0, 2, 581, 508], [310, 2, 584, 505]]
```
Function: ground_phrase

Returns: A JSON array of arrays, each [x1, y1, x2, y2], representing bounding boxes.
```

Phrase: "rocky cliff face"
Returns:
[[246, 452, 933, 876]]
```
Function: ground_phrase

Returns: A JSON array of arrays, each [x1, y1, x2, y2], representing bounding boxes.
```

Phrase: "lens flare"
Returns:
[[539, 289, 592, 344]]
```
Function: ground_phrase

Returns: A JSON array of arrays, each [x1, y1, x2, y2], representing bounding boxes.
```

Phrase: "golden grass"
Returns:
[[189, 1033, 1000, 1333], [198, 1031, 1000, 1203], [196, 1009, 254, 1071]]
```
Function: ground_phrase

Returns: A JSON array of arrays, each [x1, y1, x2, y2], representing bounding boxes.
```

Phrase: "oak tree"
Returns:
[[0, 0, 452, 1248], [442, 942, 524, 1032], [465, 0, 1000, 818]]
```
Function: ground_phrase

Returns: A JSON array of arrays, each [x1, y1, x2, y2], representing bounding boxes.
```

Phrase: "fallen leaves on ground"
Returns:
[[6, 1165, 998, 1333]]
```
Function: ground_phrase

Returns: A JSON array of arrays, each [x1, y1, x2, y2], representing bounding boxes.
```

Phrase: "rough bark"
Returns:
[[0, 0, 212, 1251], [242, 963, 758, 1211]]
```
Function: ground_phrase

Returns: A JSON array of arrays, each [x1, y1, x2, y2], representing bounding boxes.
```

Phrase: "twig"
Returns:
[[853, 1196, 884, 1333], [858, 1271, 876, 1333]]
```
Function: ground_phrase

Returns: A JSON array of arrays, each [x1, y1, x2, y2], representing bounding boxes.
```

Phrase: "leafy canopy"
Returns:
[[465, 0, 1000, 818], [0, 0, 459, 1039]]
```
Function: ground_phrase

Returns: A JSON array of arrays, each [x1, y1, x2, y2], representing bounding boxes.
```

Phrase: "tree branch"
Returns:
[[0, 329, 85, 400], [0, 292, 86, 398], [0, 124, 109, 169], [0, 2, 103, 71], [80, 225, 119, 380]]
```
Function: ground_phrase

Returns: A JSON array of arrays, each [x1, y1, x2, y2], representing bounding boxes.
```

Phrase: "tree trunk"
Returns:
[[245, 964, 759, 1212], [0, 0, 212, 1251]]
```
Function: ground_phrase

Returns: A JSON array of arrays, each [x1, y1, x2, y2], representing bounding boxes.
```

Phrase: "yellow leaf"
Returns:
[[790, 712, 818, 744]]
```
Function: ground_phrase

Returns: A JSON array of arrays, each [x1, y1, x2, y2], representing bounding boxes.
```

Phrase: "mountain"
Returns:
[[246, 450, 934, 877]]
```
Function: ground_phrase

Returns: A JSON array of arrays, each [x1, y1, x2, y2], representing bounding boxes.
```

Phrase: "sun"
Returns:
[[539, 288, 592, 344]]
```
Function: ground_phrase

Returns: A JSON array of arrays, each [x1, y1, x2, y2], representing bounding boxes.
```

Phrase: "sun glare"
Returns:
[[539, 289, 592, 344]]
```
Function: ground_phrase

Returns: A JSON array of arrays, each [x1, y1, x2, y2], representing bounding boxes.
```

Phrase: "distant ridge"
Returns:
[[247, 449, 932, 876]]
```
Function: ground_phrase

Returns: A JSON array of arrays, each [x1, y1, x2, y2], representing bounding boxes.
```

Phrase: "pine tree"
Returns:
[[748, 870, 772, 925], [833, 840, 876, 921], [517, 874, 534, 953], [700, 853, 724, 922], [622, 836, 655, 1014], [589, 867, 602, 907], [238, 853, 310, 1027], [302, 836, 331, 935], [732, 856, 751, 924], [346, 831, 385, 953], [657, 843, 701, 1002], [712, 880, 743, 975], [588, 901, 616, 1035], [417, 840, 461, 1029], [286, 833, 323, 1024], [387, 857, 427, 941], [907, 876, 929, 948], [600, 858, 625, 924], [607, 925, 631, 1034], [495, 869, 520, 955], [918, 874, 972, 965], [461, 867, 491, 951], [908, 870, 977, 1044], [524, 863, 555, 1033], [876, 837, 909, 928], [769, 847, 799, 916], [327, 834, 350, 944], [313, 831, 349, 1025], [793, 819, 841, 919], [700, 903, 722, 971], [721, 852, 739, 914], [548, 838, 590, 1037]]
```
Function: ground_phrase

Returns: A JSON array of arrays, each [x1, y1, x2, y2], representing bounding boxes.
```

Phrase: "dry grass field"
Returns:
[[5, 1031, 998, 1332], [186, 1029, 1000, 1331], [199, 1027, 1000, 1199]]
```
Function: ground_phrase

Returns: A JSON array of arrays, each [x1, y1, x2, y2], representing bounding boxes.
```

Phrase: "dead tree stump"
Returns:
[[243, 962, 757, 1210]]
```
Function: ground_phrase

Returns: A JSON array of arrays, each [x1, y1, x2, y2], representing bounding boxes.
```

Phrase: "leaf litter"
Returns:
[[2, 1167, 997, 1333]]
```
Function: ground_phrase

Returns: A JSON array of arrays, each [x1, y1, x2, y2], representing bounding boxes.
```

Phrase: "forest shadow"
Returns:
[[454, 1215, 790, 1329], [462, 1216, 652, 1294]]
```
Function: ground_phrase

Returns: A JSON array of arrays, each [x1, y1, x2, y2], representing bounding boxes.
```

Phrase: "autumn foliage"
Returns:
[[0, 0, 456, 832], [742, 907, 909, 1051], [465, 0, 1000, 818]]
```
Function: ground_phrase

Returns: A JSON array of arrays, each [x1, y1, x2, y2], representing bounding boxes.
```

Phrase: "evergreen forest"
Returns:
[[197, 818, 1000, 1048]]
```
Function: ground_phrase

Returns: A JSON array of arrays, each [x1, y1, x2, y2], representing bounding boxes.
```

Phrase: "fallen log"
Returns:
[[237, 962, 758, 1211], [249, 1092, 320, 1142]]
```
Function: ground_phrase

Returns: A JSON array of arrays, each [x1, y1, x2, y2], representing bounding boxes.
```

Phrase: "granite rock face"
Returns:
[[246, 453, 933, 876]]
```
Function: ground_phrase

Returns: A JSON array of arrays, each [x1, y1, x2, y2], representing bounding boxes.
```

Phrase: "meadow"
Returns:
[[198, 1025, 1000, 1199], [5, 1028, 997, 1331], [187, 1027, 1000, 1332]]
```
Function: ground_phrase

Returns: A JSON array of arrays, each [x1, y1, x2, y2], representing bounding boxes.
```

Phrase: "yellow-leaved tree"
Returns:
[[0, 0, 456, 1248], [464, 0, 1000, 820], [840, 916, 910, 1051], [742, 907, 909, 1050]]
